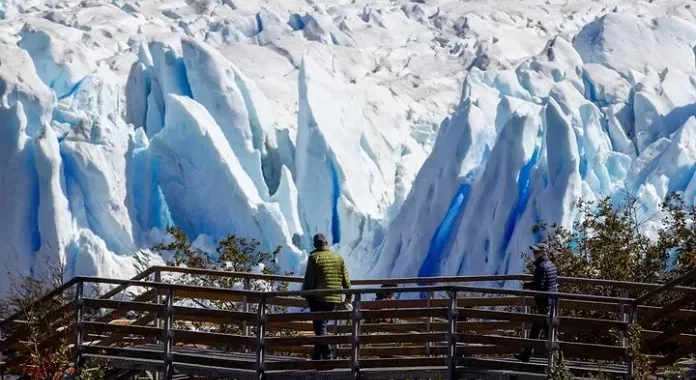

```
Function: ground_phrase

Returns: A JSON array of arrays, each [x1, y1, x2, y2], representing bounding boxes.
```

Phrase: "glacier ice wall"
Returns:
[[2, 0, 696, 293]]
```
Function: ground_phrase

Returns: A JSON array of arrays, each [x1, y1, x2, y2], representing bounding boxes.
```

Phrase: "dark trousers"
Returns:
[[520, 304, 550, 359], [309, 300, 337, 360]]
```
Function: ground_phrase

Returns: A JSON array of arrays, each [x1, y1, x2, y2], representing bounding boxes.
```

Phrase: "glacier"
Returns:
[[2, 0, 696, 293]]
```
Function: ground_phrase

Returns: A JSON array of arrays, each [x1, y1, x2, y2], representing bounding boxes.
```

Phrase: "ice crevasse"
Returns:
[[3, 5, 696, 293]]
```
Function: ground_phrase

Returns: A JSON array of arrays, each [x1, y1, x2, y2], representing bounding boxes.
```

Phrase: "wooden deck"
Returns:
[[84, 343, 631, 379], [2, 266, 696, 379]]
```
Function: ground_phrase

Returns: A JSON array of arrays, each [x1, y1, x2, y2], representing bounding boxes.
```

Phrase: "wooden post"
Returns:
[[154, 271, 163, 380], [242, 277, 251, 352], [74, 281, 84, 369], [256, 296, 267, 380], [426, 291, 433, 357], [618, 289, 629, 368], [626, 306, 637, 380], [162, 288, 174, 380], [154, 270, 163, 330], [350, 293, 362, 380], [446, 289, 458, 380], [546, 297, 559, 379], [521, 296, 529, 339], [332, 305, 339, 360]]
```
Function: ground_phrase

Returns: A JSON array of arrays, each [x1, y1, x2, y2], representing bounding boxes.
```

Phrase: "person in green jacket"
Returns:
[[302, 233, 352, 360]]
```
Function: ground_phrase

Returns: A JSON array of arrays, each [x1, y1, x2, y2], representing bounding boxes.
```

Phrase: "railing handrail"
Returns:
[[4, 263, 688, 330], [70, 276, 635, 305], [148, 265, 696, 293], [0, 266, 160, 330], [0, 277, 79, 329], [634, 267, 696, 305]]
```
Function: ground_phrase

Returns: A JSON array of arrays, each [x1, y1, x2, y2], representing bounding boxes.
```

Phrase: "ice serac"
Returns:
[[60, 117, 135, 255], [271, 166, 304, 240], [634, 117, 696, 201], [67, 67, 122, 120], [295, 52, 419, 256], [632, 70, 696, 153], [150, 94, 301, 270], [33, 124, 73, 278], [446, 111, 540, 278], [127, 128, 171, 245], [125, 46, 154, 129], [539, 95, 583, 229], [372, 102, 495, 278], [180, 38, 270, 198], [0, 102, 38, 289], [18, 18, 95, 100], [145, 41, 192, 137], [0, 40, 55, 135]]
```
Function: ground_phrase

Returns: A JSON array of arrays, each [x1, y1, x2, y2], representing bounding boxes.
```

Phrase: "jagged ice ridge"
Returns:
[[2, 0, 696, 292]]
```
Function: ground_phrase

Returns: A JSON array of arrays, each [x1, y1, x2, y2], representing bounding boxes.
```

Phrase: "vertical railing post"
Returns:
[[162, 288, 174, 380], [153, 271, 163, 380], [74, 281, 84, 369], [332, 314, 339, 359], [521, 295, 529, 339], [620, 289, 628, 366], [446, 289, 458, 380], [242, 277, 251, 352], [426, 291, 433, 357], [350, 293, 362, 380], [626, 305, 637, 380], [154, 270, 163, 330], [256, 296, 267, 380], [546, 296, 559, 379]]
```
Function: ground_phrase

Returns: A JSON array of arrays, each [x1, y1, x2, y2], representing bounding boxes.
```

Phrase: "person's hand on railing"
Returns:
[[343, 300, 353, 312]]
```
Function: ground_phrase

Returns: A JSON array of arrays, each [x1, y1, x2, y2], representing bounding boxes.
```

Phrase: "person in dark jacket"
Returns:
[[368, 284, 398, 324], [375, 284, 397, 301], [302, 233, 352, 360], [515, 243, 558, 362]]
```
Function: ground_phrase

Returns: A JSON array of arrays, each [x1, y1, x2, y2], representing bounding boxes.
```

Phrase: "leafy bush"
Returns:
[[151, 226, 294, 336], [529, 192, 696, 373], [0, 262, 104, 379]]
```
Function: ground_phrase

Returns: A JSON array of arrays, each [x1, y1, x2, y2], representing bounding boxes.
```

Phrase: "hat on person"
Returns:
[[529, 243, 548, 253], [313, 233, 329, 249]]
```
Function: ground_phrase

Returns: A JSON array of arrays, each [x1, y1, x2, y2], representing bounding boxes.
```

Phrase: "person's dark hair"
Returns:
[[375, 283, 398, 301], [313, 233, 328, 249]]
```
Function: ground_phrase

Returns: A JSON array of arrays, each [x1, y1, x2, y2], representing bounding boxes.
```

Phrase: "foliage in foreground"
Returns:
[[530, 192, 696, 377], [0, 261, 105, 379], [150, 226, 294, 335]]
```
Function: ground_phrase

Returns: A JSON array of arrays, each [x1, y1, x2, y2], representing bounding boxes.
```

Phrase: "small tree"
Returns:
[[0, 259, 105, 379], [528, 192, 696, 371], [151, 226, 293, 335]]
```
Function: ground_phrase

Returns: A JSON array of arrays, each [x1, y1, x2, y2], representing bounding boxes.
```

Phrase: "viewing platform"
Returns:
[[2, 266, 696, 379]]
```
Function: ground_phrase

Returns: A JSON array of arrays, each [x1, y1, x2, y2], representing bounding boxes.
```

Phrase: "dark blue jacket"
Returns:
[[524, 257, 558, 308]]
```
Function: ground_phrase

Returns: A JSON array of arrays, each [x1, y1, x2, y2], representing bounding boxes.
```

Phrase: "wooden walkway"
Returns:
[[2, 266, 696, 379]]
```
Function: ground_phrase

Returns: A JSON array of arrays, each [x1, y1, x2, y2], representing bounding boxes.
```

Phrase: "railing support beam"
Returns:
[[256, 296, 267, 380], [74, 281, 85, 369], [546, 297, 559, 380], [350, 293, 362, 380], [447, 289, 458, 380], [242, 277, 251, 353], [426, 291, 433, 357], [521, 296, 529, 339], [162, 289, 174, 380], [626, 306, 637, 380]]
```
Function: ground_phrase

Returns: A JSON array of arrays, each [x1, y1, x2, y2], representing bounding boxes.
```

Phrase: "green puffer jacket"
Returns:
[[302, 247, 351, 303]]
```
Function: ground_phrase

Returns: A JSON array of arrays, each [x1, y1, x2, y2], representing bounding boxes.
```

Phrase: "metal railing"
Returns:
[[5, 266, 696, 379], [61, 275, 640, 380]]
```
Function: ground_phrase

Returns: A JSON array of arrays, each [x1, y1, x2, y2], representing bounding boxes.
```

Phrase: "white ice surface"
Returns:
[[2, 0, 696, 293]]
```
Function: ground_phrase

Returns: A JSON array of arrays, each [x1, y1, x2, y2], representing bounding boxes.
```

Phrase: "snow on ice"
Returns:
[[2, 0, 696, 293]]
